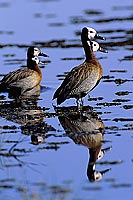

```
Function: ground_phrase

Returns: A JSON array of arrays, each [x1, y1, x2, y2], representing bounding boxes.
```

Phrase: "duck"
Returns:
[[0, 46, 48, 96], [53, 27, 107, 106]]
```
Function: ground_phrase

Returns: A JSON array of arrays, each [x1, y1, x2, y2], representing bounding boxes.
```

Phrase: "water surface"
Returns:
[[0, 0, 133, 199]]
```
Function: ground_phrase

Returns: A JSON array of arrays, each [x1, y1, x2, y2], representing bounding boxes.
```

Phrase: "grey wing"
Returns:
[[53, 62, 96, 104], [53, 64, 82, 99], [1, 69, 34, 85]]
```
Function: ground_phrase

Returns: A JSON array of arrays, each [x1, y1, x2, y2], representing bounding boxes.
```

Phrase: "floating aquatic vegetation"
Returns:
[[0, 125, 18, 134], [97, 160, 123, 165], [61, 57, 83, 61], [1, 34, 132, 50], [123, 105, 133, 110], [111, 183, 131, 188], [70, 16, 89, 24], [105, 125, 133, 131], [105, 38, 133, 47], [4, 59, 25, 65], [112, 98, 130, 103], [105, 178, 115, 183], [103, 78, 133, 85], [124, 124, 133, 128], [0, 145, 26, 158], [84, 9, 103, 15], [34, 39, 66, 48], [97, 56, 108, 60], [3, 54, 15, 58], [110, 70, 127, 73], [49, 185, 71, 195], [48, 22, 65, 27], [45, 13, 56, 18], [34, 13, 43, 18], [0, 184, 14, 188], [88, 97, 103, 101], [0, 2, 10, 7], [100, 29, 125, 34], [37, 144, 60, 151], [82, 186, 102, 191], [102, 75, 115, 79], [119, 55, 133, 62], [115, 91, 132, 96], [96, 102, 121, 107], [56, 73, 66, 80], [105, 126, 119, 130], [0, 30, 14, 35], [113, 118, 133, 122], [94, 16, 133, 23]]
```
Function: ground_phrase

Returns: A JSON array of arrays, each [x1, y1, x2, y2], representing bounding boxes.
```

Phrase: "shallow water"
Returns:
[[0, 0, 133, 199]]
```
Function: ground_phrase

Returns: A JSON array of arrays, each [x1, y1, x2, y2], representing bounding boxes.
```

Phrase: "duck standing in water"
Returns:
[[53, 27, 107, 107], [0, 47, 48, 97]]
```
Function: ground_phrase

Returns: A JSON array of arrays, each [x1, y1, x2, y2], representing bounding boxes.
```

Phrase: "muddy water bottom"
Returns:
[[0, 0, 133, 199]]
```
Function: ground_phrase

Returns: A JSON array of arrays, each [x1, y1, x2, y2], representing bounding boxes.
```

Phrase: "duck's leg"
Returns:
[[76, 98, 80, 109], [76, 96, 84, 112], [87, 94, 90, 100], [80, 97, 84, 107], [79, 97, 84, 112]]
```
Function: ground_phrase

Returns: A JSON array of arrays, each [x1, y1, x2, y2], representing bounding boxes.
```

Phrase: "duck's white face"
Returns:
[[94, 171, 102, 182], [34, 47, 48, 57], [86, 27, 105, 40], [87, 27, 97, 40], [91, 41, 100, 52], [87, 40, 99, 52], [97, 150, 104, 160], [87, 40, 107, 53], [32, 56, 40, 64], [33, 47, 41, 56]]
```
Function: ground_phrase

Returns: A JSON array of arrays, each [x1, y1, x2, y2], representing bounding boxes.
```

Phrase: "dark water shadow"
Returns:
[[54, 105, 112, 182]]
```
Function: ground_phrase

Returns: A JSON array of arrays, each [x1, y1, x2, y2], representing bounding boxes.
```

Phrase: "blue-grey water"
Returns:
[[0, 0, 133, 199]]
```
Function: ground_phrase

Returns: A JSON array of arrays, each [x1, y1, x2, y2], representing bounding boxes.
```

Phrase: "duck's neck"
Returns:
[[81, 31, 103, 79], [81, 34, 96, 63], [27, 58, 42, 79]]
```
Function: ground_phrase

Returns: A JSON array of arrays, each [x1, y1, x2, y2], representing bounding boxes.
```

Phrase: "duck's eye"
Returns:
[[90, 31, 93, 33]]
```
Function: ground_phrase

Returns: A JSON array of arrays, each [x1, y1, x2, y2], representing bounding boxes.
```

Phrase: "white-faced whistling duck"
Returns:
[[53, 27, 107, 107], [0, 46, 48, 96]]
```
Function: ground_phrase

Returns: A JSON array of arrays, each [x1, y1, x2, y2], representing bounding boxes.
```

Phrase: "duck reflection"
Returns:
[[54, 105, 111, 182], [8, 83, 41, 99], [21, 119, 55, 145], [0, 89, 55, 145], [0, 92, 42, 124]]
